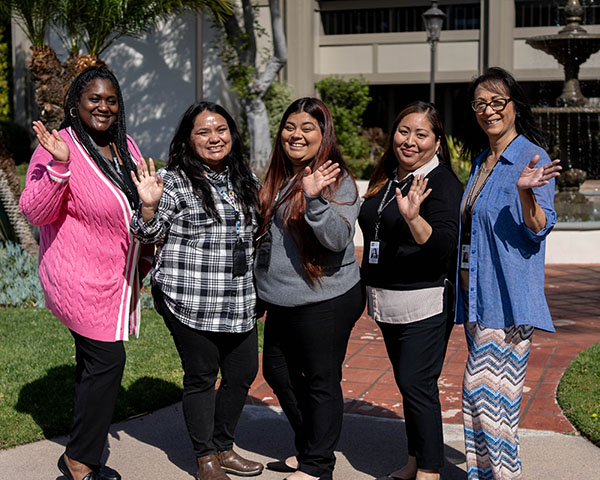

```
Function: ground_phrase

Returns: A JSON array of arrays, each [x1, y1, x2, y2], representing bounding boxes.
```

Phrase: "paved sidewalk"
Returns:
[[2, 403, 600, 479]]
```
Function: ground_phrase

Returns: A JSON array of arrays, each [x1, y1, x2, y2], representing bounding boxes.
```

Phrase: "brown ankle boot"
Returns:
[[216, 450, 264, 477], [196, 454, 230, 480]]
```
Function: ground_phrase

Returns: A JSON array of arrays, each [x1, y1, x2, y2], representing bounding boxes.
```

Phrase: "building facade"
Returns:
[[11, 0, 600, 158]]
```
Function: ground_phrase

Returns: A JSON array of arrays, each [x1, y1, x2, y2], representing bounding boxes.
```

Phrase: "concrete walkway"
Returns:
[[2, 264, 599, 479], [2, 403, 600, 479]]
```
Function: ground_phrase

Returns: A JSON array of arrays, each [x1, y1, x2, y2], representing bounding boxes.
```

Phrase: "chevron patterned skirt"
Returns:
[[462, 321, 534, 480]]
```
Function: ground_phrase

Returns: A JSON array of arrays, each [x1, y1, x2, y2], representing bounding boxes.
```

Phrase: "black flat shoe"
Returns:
[[267, 459, 297, 473], [375, 475, 416, 480], [58, 454, 99, 480], [98, 464, 121, 480]]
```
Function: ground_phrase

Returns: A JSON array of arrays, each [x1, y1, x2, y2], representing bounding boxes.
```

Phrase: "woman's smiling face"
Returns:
[[281, 112, 323, 173], [189, 110, 232, 173], [393, 112, 440, 174], [473, 82, 517, 141], [77, 78, 119, 135]]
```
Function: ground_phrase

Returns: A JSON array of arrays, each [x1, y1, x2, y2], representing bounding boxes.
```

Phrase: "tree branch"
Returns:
[[250, 0, 287, 96], [223, 7, 252, 66]]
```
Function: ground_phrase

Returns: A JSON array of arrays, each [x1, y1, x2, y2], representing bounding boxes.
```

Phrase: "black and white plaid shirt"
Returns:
[[131, 166, 257, 333]]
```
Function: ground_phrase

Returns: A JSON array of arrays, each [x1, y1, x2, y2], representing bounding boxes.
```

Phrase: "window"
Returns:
[[320, 3, 481, 35], [515, 0, 600, 28]]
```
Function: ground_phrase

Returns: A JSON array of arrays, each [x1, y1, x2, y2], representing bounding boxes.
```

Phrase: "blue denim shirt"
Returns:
[[455, 135, 556, 332]]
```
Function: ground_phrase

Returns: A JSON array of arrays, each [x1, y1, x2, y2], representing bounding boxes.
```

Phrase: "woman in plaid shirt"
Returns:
[[130, 102, 263, 480]]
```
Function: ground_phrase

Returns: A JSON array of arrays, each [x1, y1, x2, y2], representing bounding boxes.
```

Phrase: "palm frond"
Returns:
[[71, 0, 234, 56], [6, 0, 56, 47]]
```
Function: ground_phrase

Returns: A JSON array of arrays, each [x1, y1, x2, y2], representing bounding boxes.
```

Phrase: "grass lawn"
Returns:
[[0, 306, 264, 449], [557, 342, 600, 446], [15, 162, 27, 191]]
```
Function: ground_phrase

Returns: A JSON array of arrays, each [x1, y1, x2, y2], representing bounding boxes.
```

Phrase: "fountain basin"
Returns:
[[526, 34, 600, 67]]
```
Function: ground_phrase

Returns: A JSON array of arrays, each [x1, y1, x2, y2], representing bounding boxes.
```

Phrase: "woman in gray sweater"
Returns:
[[254, 97, 365, 480]]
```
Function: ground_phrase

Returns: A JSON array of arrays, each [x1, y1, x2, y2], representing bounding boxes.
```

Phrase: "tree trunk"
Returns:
[[0, 132, 38, 255], [29, 46, 66, 131], [245, 97, 272, 176], [244, 0, 287, 176]]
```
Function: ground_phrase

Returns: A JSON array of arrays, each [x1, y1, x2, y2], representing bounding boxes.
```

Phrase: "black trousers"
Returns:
[[155, 288, 258, 458], [262, 281, 365, 479], [66, 330, 126, 468], [376, 298, 451, 470]]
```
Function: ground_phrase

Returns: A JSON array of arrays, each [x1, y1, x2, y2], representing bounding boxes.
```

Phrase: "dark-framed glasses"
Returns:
[[471, 98, 512, 114]]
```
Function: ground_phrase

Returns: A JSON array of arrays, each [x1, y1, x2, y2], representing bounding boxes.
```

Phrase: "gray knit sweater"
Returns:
[[254, 173, 361, 307]]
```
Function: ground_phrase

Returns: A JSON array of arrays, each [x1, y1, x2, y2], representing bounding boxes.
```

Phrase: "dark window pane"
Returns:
[[515, 0, 600, 27], [320, 4, 481, 35]]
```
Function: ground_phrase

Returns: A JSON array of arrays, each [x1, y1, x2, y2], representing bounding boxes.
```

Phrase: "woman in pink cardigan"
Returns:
[[19, 66, 152, 480]]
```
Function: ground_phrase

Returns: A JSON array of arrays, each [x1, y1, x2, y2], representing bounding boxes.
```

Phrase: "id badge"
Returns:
[[232, 238, 248, 277], [460, 244, 470, 270], [368, 241, 380, 264]]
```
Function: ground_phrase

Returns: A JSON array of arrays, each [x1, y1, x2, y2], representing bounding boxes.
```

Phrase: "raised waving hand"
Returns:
[[517, 155, 561, 190], [302, 160, 340, 197], [395, 174, 432, 222], [33, 120, 69, 162], [131, 157, 163, 221]]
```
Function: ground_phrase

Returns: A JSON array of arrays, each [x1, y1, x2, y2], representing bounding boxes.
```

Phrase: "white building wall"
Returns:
[[102, 15, 197, 160]]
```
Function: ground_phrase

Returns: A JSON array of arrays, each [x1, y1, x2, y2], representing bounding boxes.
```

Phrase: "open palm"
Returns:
[[33, 120, 69, 162], [131, 157, 163, 208], [517, 155, 561, 190], [396, 175, 431, 221], [302, 160, 340, 197]]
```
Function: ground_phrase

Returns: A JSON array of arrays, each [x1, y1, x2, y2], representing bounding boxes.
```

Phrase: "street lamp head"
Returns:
[[423, 1, 446, 44]]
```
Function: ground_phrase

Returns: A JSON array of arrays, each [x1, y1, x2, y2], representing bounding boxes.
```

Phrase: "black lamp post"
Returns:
[[423, 1, 446, 104]]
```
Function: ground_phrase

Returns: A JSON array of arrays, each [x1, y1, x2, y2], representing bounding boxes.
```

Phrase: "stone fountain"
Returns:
[[526, 0, 600, 221]]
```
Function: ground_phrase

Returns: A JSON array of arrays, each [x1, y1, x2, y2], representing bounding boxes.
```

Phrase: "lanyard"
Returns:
[[108, 143, 120, 170], [373, 175, 413, 241], [464, 162, 496, 216], [205, 172, 242, 237]]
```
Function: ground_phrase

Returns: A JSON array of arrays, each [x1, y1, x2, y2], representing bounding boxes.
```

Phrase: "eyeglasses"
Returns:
[[471, 98, 512, 114]]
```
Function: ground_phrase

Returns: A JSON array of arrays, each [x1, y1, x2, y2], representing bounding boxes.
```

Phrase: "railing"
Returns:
[[515, 0, 600, 28], [320, 4, 481, 35]]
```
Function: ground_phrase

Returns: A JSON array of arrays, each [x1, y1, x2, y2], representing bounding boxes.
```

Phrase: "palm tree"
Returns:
[[0, 131, 38, 254], [5, 0, 234, 131], [0, 0, 233, 254]]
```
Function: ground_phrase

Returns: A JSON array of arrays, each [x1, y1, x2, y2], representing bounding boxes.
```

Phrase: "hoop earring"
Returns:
[[69, 107, 77, 118]]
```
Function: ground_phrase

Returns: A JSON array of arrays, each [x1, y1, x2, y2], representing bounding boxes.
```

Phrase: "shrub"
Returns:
[[0, 119, 33, 165], [346, 157, 376, 181], [0, 242, 44, 308], [0, 241, 154, 309], [447, 135, 471, 186], [315, 76, 371, 161], [0, 25, 11, 119], [264, 80, 293, 142]]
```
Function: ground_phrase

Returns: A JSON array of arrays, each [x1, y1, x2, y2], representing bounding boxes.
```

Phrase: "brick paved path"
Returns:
[[248, 262, 600, 434]]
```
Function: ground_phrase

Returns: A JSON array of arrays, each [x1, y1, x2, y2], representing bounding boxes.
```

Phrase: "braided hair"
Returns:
[[60, 66, 139, 207]]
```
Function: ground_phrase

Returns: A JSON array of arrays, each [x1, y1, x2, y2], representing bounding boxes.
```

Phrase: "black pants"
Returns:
[[155, 288, 258, 458], [376, 302, 451, 470], [66, 330, 126, 468], [262, 281, 365, 479]]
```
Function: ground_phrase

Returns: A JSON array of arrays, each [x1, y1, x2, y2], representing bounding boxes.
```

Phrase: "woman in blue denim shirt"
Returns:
[[456, 67, 561, 480]]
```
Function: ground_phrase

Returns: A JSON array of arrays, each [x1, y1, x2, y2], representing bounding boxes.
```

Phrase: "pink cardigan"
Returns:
[[19, 127, 154, 341]]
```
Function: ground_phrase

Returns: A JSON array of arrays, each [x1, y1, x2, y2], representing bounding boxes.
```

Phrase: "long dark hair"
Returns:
[[61, 66, 138, 206], [365, 100, 456, 198], [257, 97, 357, 282], [461, 66, 547, 162], [168, 101, 258, 222]]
